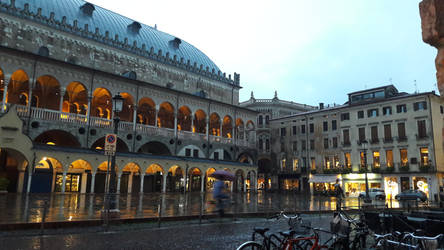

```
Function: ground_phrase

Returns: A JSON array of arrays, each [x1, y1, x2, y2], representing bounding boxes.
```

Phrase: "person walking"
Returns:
[[213, 179, 229, 216], [334, 178, 344, 211]]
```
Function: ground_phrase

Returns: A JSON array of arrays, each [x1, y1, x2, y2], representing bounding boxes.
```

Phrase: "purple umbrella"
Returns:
[[210, 170, 235, 181]]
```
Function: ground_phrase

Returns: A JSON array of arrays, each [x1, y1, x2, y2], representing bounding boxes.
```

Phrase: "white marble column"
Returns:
[[116, 173, 122, 194], [26, 172, 32, 193], [205, 118, 209, 139], [140, 173, 145, 193], [127, 172, 133, 194], [162, 173, 167, 193], [80, 172, 87, 193], [61, 171, 67, 193], [200, 174, 205, 192], [86, 95, 92, 124], [1, 80, 8, 112], [90, 172, 96, 193], [230, 182, 233, 193], [17, 171, 25, 193]]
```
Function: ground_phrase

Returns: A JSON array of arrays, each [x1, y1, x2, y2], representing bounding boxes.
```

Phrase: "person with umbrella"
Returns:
[[211, 170, 234, 217]]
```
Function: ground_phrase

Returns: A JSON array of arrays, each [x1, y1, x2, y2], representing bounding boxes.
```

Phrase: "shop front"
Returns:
[[279, 173, 300, 191], [390, 174, 437, 201], [383, 176, 399, 200], [308, 174, 341, 195], [342, 173, 382, 197]]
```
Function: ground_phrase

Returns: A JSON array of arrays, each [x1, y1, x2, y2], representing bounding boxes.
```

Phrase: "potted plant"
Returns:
[[0, 177, 9, 193]]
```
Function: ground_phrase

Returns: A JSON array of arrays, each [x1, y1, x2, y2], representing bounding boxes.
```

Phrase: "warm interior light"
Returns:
[[46, 142, 55, 145]]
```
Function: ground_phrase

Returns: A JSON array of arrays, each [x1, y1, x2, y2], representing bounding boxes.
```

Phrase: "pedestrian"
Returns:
[[213, 179, 229, 216], [334, 178, 344, 211]]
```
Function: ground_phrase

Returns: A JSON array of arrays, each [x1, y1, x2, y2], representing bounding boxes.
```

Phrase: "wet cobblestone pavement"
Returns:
[[0, 214, 335, 250], [0, 191, 403, 224]]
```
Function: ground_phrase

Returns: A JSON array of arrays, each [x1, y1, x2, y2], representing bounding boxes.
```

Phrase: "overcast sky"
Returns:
[[88, 0, 437, 106]]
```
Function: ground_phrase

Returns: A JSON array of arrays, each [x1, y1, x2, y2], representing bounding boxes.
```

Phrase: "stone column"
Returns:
[[80, 172, 87, 194], [219, 120, 223, 137], [243, 177, 247, 192], [86, 95, 92, 124], [200, 174, 205, 192], [16, 171, 25, 193], [90, 172, 96, 193], [230, 182, 234, 193], [127, 172, 133, 194], [26, 171, 32, 193], [205, 118, 209, 139], [174, 111, 178, 137], [132, 104, 138, 131], [27, 77, 33, 113], [162, 173, 167, 193], [61, 171, 67, 193], [155, 108, 159, 127], [140, 173, 145, 193], [1, 80, 8, 112], [116, 173, 122, 194], [59, 87, 66, 112], [191, 113, 194, 132]]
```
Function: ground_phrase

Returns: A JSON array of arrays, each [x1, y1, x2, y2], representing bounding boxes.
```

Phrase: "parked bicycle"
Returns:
[[374, 230, 444, 250]]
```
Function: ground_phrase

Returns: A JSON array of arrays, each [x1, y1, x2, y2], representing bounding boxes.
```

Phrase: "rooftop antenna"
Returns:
[[414, 80, 418, 93]]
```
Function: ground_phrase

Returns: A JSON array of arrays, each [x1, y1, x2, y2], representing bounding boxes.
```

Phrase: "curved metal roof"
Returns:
[[12, 0, 221, 72]]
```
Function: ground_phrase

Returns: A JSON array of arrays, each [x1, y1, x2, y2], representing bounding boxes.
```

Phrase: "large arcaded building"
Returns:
[[0, 0, 258, 194]]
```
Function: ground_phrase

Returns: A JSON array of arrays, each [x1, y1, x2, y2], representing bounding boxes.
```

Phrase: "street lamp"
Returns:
[[361, 140, 371, 204], [108, 93, 124, 213]]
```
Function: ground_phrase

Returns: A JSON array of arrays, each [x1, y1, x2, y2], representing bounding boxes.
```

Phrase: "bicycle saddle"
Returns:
[[279, 230, 296, 238], [254, 227, 269, 235]]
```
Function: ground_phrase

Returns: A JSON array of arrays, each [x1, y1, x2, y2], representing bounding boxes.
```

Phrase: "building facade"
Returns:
[[0, 0, 258, 194], [240, 91, 316, 191], [271, 85, 444, 201]]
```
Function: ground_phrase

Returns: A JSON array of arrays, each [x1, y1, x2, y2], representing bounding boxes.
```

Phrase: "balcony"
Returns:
[[397, 136, 408, 142], [416, 134, 429, 140], [370, 138, 379, 144], [419, 164, 432, 173], [398, 163, 410, 172], [342, 141, 351, 147], [383, 137, 393, 143]]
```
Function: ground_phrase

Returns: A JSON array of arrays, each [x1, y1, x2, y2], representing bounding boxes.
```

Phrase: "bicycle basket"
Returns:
[[289, 218, 311, 234], [330, 215, 351, 235]]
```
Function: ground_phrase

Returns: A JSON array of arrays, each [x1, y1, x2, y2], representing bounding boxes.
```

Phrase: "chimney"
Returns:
[[319, 103, 324, 110]]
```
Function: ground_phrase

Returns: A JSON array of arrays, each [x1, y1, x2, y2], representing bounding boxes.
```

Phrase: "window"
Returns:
[[341, 113, 350, 121], [259, 139, 263, 150], [413, 101, 427, 111], [441, 106, 444, 114], [333, 155, 340, 168], [400, 149, 408, 167], [301, 125, 306, 134], [323, 121, 328, 131], [323, 138, 329, 149], [384, 124, 392, 142], [358, 127, 366, 142], [360, 151, 366, 168], [386, 150, 393, 167], [373, 151, 380, 168], [258, 115, 263, 125], [344, 153, 351, 168], [265, 115, 270, 124], [265, 139, 270, 151], [367, 109, 379, 117], [357, 110, 364, 119], [302, 157, 307, 168], [397, 122, 406, 140], [332, 120, 337, 130], [417, 120, 427, 138], [280, 127, 286, 137], [280, 143, 285, 152], [281, 158, 286, 170], [396, 104, 407, 113], [214, 152, 219, 160], [311, 157, 316, 170], [293, 158, 299, 171], [343, 129, 350, 145], [292, 125, 297, 135], [310, 139, 314, 150], [193, 149, 199, 158], [420, 148, 429, 166], [185, 148, 191, 157], [332, 137, 338, 148], [371, 126, 379, 143], [292, 141, 297, 151], [383, 106, 392, 116], [309, 123, 314, 133], [301, 140, 306, 150]]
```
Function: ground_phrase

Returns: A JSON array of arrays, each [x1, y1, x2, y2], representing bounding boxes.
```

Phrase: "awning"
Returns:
[[308, 175, 339, 183]]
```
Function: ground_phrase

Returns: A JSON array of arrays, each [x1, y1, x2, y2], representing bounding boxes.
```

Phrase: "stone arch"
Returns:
[[158, 102, 174, 129], [167, 165, 184, 192], [138, 141, 171, 155], [144, 163, 164, 192], [238, 152, 253, 164], [94, 161, 119, 193], [7, 69, 30, 106], [32, 156, 62, 193], [177, 144, 205, 158], [177, 105, 192, 131], [0, 148, 28, 192], [206, 168, 216, 191], [234, 169, 245, 192], [34, 130, 81, 148], [120, 162, 140, 194], [91, 88, 112, 119], [66, 159, 93, 193], [236, 118, 245, 140], [209, 112, 221, 136], [32, 75, 61, 110], [188, 167, 202, 191], [222, 115, 233, 138], [137, 97, 156, 125], [223, 149, 232, 161], [119, 92, 134, 122], [246, 170, 256, 190], [246, 120, 256, 143], [193, 109, 206, 134], [63, 81, 88, 114], [91, 136, 129, 152]]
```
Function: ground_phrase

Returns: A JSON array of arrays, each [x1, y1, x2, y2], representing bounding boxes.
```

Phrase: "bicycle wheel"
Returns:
[[236, 241, 263, 250], [292, 239, 313, 250], [330, 240, 348, 250]]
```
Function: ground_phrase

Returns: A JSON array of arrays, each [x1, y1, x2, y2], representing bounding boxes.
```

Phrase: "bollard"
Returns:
[[157, 196, 162, 228], [40, 200, 48, 235]]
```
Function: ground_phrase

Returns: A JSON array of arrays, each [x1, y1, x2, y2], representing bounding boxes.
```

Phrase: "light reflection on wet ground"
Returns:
[[0, 191, 428, 224]]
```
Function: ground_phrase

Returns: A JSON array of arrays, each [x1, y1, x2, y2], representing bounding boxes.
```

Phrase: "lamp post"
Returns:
[[361, 140, 371, 204], [108, 93, 124, 212]]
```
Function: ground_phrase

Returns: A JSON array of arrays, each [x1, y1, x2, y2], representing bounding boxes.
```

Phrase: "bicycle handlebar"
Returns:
[[402, 232, 443, 241]]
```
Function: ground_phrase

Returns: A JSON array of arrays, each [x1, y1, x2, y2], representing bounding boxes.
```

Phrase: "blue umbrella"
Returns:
[[210, 170, 235, 181]]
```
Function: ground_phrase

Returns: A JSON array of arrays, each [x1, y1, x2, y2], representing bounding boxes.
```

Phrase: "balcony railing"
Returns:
[[419, 164, 432, 173], [383, 137, 393, 143], [397, 136, 408, 142], [342, 141, 351, 147], [370, 138, 379, 144]]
